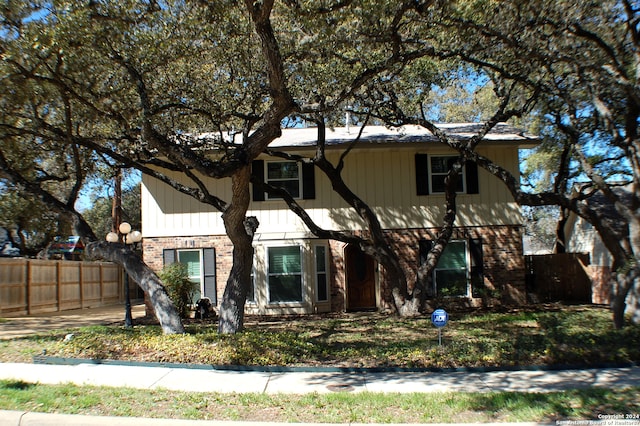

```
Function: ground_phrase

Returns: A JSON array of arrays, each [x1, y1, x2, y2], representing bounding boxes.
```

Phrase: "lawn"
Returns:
[[1, 305, 639, 423], [1, 305, 638, 369], [0, 380, 638, 423]]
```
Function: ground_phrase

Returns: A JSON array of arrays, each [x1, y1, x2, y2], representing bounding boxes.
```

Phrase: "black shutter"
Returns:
[[415, 154, 429, 195], [465, 160, 479, 194], [203, 248, 217, 304], [302, 162, 316, 200], [251, 160, 265, 201], [162, 249, 176, 266], [469, 238, 485, 298]]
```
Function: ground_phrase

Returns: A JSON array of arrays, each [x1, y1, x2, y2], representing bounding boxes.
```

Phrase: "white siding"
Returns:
[[142, 145, 525, 238]]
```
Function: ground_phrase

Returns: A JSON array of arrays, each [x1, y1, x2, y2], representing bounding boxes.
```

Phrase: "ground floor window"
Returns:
[[315, 245, 329, 302], [267, 246, 303, 303], [178, 250, 202, 302], [434, 241, 468, 297], [163, 248, 217, 304], [420, 240, 470, 297]]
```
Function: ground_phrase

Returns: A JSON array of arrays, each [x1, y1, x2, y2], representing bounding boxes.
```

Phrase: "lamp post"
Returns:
[[106, 222, 142, 328]]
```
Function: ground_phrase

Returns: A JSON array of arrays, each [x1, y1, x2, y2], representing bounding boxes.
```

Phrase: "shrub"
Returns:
[[158, 263, 197, 318]]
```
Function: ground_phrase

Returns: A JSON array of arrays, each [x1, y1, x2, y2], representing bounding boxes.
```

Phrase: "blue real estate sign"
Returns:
[[431, 309, 448, 328]]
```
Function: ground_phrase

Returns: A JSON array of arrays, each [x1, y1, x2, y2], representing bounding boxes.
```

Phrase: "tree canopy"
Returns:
[[2, 0, 638, 330]]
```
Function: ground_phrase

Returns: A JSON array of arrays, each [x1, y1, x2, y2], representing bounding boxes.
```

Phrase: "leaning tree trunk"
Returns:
[[611, 263, 640, 329], [218, 166, 257, 334], [85, 241, 185, 334]]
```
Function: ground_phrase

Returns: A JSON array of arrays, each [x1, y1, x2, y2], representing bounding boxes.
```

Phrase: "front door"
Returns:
[[345, 244, 376, 310]]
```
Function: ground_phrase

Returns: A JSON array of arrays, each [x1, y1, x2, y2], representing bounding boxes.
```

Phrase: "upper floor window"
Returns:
[[430, 156, 465, 194], [415, 154, 479, 195], [252, 159, 316, 201], [266, 161, 301, 199]]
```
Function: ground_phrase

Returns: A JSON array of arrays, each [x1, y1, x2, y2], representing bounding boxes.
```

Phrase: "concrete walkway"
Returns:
[[0, 304, 147, 340], [1, 362, 639, 394]]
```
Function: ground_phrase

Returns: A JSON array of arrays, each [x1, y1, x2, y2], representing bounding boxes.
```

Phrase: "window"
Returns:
[[419, 240, 470, 297], [163, 248, 217, 304], [247, 266, 256, 303], [266, 161, 301, 199], [433, 241, 469, 297], [315, 245, 329, 302], [267, 246, 303, 303], [178, 250, 202, 303], [430, 156, 465, 194], [252, 160, 316, 201], [415, 154, 479, 195]]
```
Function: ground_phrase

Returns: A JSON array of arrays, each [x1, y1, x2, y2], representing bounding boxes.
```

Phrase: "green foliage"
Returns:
[[158, 263, 197, 319], [16, 306, 638, 368], [0, 191, 61, 255], [82, 181, 141, 239]]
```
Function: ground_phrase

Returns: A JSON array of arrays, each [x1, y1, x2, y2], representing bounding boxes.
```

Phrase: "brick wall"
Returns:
[[143, 235, 234, 306], [377, 225, 527, 309], [143, 224, 526, 315]]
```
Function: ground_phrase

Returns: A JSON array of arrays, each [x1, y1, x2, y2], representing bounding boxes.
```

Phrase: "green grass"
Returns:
[[0, 380, 637, 423], [3, 305, 636, 369]]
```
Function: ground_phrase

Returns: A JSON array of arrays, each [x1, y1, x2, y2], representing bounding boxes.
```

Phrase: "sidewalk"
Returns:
[[1, 362, 639, 394]]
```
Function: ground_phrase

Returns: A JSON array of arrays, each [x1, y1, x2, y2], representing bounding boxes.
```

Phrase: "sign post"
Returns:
[[431, 308, 449, 346]]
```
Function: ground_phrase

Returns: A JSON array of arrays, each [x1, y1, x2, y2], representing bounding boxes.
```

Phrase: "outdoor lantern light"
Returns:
[[106, 221, 140, 328], [129, 230, 142, 245], [118, 222, 132, 236]]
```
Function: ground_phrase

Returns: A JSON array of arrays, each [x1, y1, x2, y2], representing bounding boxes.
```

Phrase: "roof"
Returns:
[[268, 123, 539, 149], [565, 184, 631, 241]]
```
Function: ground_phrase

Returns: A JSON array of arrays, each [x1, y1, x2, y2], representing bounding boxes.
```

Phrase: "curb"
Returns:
[[0, 411, 559, 426], [32, 355, 639, 374]]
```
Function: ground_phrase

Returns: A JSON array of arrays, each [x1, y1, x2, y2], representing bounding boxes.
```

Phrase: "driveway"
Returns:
[[0, 304, 147, 339]]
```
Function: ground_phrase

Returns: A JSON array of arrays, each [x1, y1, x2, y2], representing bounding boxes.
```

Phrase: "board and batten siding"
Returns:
[[141, 145, 523, 238]]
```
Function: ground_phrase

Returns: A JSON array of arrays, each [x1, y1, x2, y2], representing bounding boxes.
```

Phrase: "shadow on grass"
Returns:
[[467, 387, 636, 421], [0, 380, 36, 390]]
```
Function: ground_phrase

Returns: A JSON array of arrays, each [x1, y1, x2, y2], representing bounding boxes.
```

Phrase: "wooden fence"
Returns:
[[0, 258, 123, 316], [525, 253, 592, 304]]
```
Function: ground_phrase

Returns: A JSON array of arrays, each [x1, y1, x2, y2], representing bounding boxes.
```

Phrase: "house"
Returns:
[[141, 123, 538, 315], [562, 185, 633, 305]]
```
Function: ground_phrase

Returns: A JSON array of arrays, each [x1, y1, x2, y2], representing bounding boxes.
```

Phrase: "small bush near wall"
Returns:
[[159, 263, 197, 318]]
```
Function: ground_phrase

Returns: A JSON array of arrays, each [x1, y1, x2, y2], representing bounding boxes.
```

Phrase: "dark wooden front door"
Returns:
[[345, 244, 376, 310]]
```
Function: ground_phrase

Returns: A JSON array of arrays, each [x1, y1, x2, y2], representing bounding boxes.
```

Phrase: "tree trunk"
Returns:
[[612, 292, 626, 330], [611, 263, 640, 329], [218, 166, 257, 334], [85, 241, 185, 334], [387, 258, 422, 316]]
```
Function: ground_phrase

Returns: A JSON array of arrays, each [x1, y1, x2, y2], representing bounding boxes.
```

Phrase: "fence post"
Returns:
[[26, 260, 32, 315], [79, 262, 84, 309], [56, 261, 62, 312], [99, 263, 104, 304]]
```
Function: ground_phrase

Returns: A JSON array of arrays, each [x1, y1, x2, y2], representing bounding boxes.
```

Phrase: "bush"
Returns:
[[158, 263, 197, 318]]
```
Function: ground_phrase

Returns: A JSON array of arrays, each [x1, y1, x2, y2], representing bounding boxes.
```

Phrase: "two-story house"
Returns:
[[141, 123, 538, 315]]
